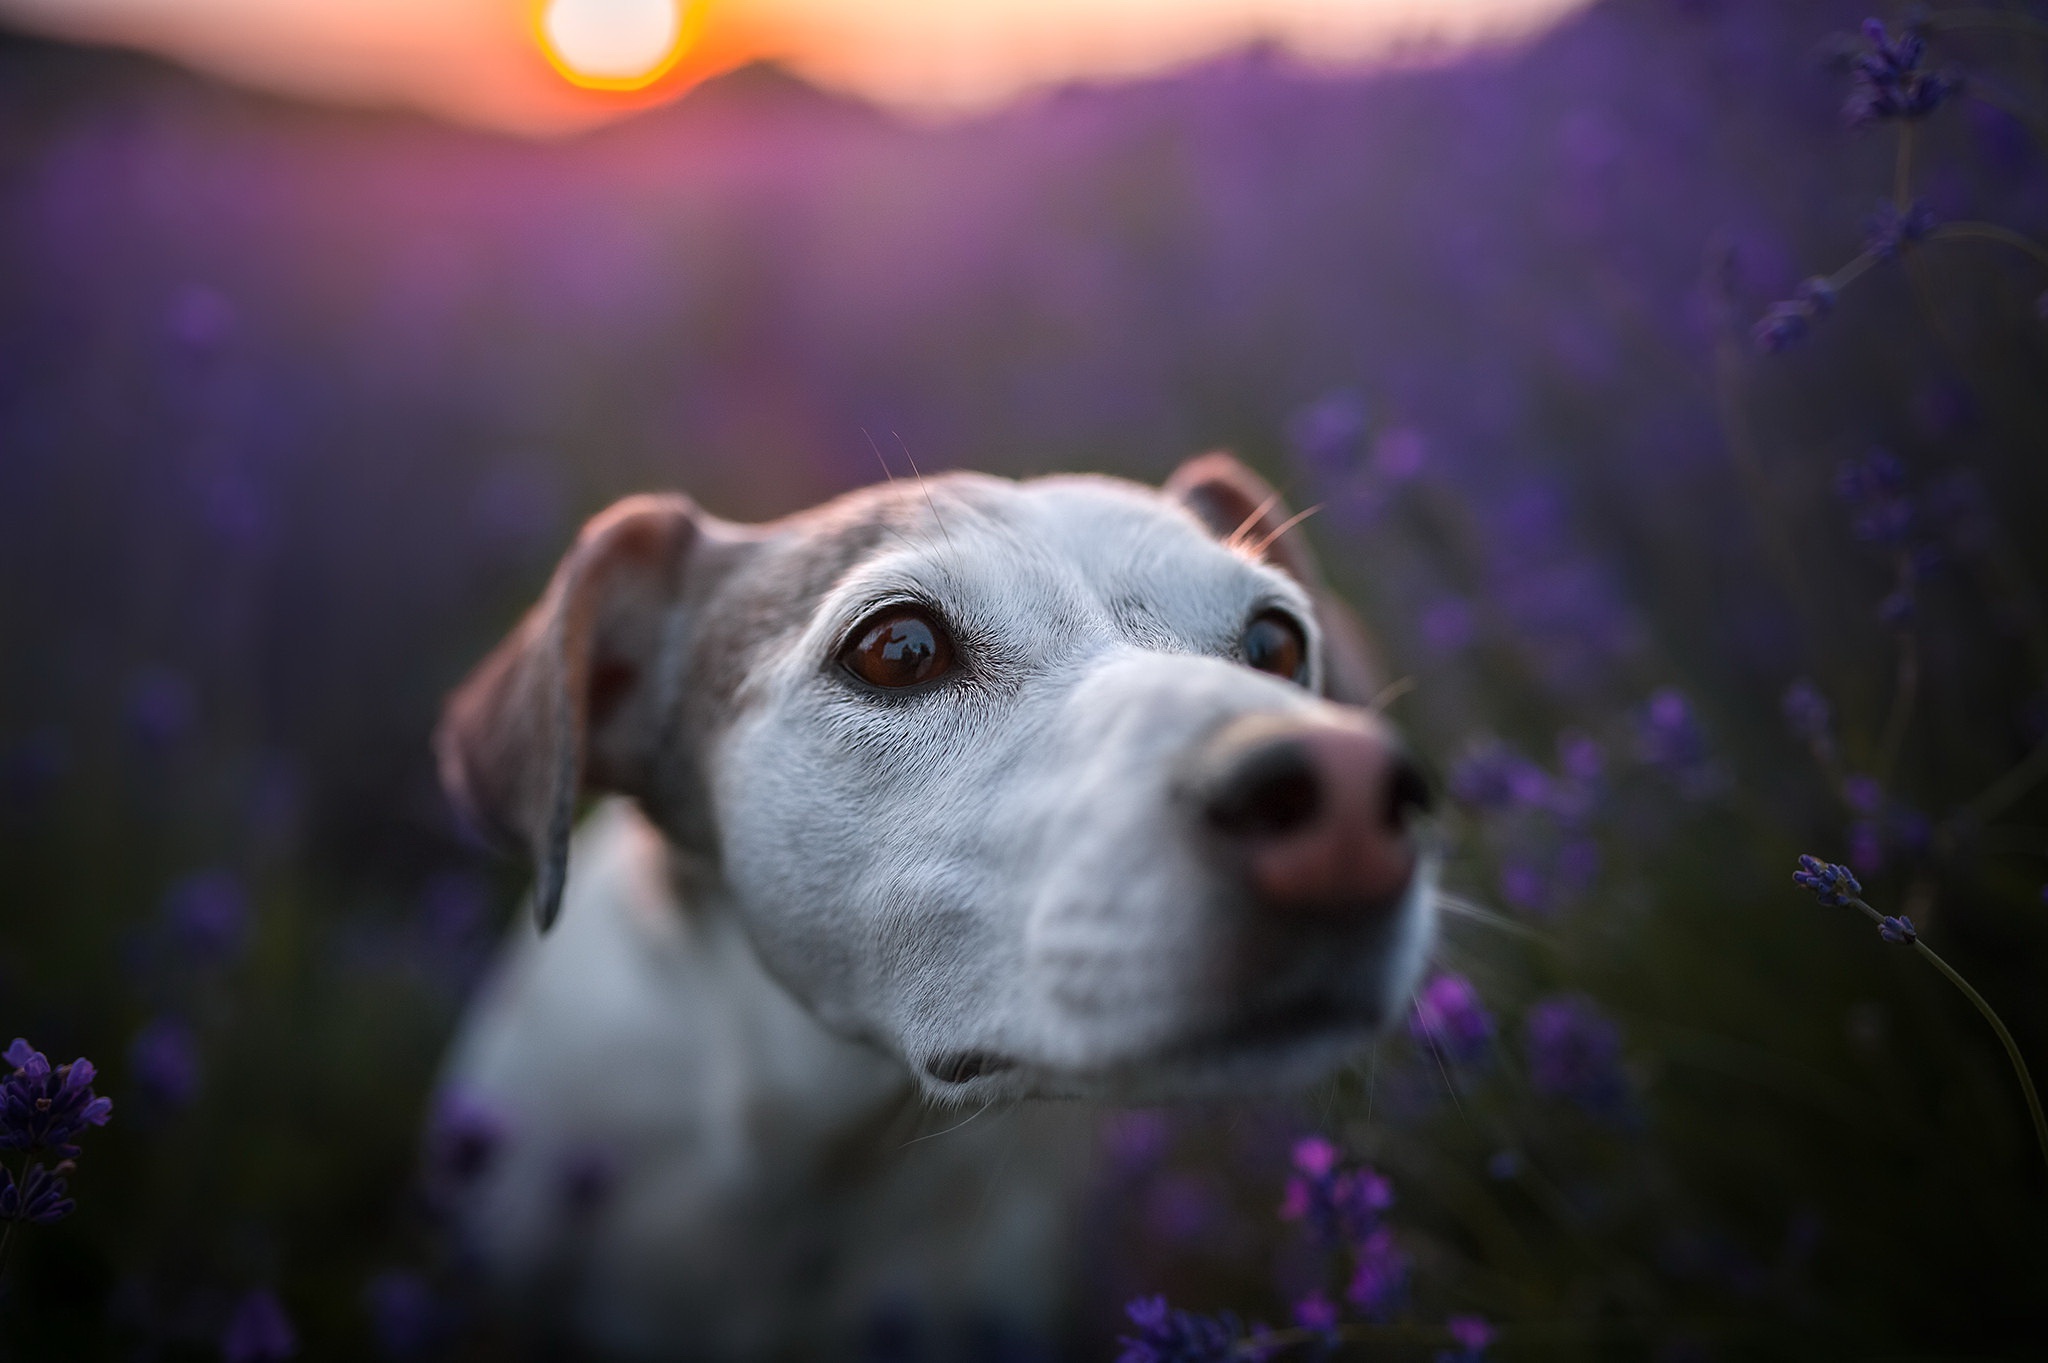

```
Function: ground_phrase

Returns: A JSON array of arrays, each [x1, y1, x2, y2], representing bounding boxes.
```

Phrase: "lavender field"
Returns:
[[3, 0, 2047, 1357]]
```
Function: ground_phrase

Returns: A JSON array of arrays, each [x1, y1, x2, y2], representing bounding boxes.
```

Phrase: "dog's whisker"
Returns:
[[894, 430, 955, 553], [1244, 502, 1322, 560], [1367, 675, 1418, 713], [899, 1095, 999, 1149], [1223, 492, 1284, 551], [1436, 892, 1549, 945]]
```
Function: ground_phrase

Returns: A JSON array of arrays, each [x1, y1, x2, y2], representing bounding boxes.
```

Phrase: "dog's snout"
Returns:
[[1196, 715, 1428, 920]]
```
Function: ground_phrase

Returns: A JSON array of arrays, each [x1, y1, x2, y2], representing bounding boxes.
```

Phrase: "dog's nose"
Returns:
[[1195, 714, 1431, 919]]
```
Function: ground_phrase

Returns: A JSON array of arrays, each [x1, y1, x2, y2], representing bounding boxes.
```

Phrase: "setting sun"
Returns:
[[535, 0, 699, 90]]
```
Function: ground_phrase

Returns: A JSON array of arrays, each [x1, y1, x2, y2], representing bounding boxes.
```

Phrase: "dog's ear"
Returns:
[[436, 494, 702, 932], [1166, 451, 1382, 706]]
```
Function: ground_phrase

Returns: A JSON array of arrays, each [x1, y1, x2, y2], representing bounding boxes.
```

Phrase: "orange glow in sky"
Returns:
[[0, 0, 1590, 135]]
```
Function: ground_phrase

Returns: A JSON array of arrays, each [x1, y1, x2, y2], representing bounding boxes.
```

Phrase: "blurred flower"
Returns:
[[1524, 996, 1630, 1116], [1638, 689, 1706, 769], [1845, 19, 1958, 127], [161, 871, 252, 964], [1, 1039, 113, 1158], [1878, 914, 1918, 945], [1291, 1290, 1339, 1335], [0, 1160, 77, 1225], [1864, 199, 1937, 262], [1782, 679, 1833, 749], [364, 1271, 445, 1359], [1287, 390, 1370, 480], [1145, 1172, 1222, 1245], [1438, 1314, 1495, 1362], [1793, 855, 1861, 907], [1847, 820, 1884, 874], [1498, 859, 1546, 914], [1836, 449, 1914, 544], [1410, 973, 1495, 1065], [1279, 1136, 1392, 1249], [1372, 427, 1427, 482], [1116, 1296, 1246, 1363], [1343, 1225, 1408, 1319], [1752, 278, 1838, 353], [128, 1018, 202, 1110], [1449, 742, 1550, 812], [221, 1289, 298, 1363], [1842, 774, 1882, 815], [1102, 1109, 1173, 1174]]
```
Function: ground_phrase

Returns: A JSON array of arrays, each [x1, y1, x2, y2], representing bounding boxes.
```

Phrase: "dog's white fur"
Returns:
[[434, 461, 1436, 1357]]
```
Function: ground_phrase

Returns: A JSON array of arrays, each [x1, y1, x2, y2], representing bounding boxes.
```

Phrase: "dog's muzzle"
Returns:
[[1188, 711, 1432, 923]]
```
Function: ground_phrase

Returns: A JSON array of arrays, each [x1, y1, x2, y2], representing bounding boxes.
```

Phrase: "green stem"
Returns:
[[1927, 221, 2048, 273], [1914, 940, 2048, 1180], [1846, 897, 2048, 1181]]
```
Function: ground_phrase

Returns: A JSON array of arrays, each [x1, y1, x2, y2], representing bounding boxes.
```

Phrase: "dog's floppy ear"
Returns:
[[1166, 451, 1382, 706], [436, 494, 701, 932]]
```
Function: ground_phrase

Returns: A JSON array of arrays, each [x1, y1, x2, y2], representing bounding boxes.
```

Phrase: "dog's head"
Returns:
[[438, 454, 1436, 1101]]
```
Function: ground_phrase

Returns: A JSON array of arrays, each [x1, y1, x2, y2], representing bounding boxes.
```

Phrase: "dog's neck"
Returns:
[[440, 800, 1094, 1354]]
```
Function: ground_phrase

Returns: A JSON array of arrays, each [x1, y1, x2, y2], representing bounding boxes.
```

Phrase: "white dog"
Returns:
[[431, 453, 1437, 1358]]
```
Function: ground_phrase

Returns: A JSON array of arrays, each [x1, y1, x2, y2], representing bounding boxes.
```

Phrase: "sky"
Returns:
[[0, 0, 1590, 135]]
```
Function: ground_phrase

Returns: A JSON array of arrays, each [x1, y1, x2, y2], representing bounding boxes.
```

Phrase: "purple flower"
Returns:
[[1638, 689, 1708, 771], [1437, 1314, 1496, 1362], [1879, 914, 1918, 945], [1116, 1295, 1246, 1363], [1, 1039, 113, 1158], [1419, 599, 1476, 656], [1449, 742, 1550, 812], [161, 870, 252, 964], [221, 1289, 298, 1363], [1343, 1225, 1409, 1319], [1845, 20, 1958, 126], [1782, 680, 1833, 747], [1291, 1291, 1340, 1335], [1287, 391, 1370, 479], [0, 1160, 77, 1225], [1279, 1136, 1393, 1250], [1102, 1109, 1173, 1174], [129, 1018, 202, 1110], [1842, 775, 1883, 815], [1836, 450, 1914, 544], [1793, 855, 1862, 908], [1410, 973, 1495, 1065], [1864, 199, 1938, 262], [1752, 300, 1812, 353], [1524, 995, 1630, 1116]]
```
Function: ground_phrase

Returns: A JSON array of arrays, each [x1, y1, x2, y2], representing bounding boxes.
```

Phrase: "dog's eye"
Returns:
[[1240, 611, 1307, 683], [842, 608, 955, 689]]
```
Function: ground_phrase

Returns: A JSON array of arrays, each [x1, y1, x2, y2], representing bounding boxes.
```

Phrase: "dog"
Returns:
[[430, 452, 1438, 1358]]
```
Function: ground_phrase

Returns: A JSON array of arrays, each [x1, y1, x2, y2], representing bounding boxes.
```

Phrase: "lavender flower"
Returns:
[[0, 1160, 77, 1225], [1844, 20, 1958, 126], [1437, 1314, 1496, 1363], [221, 1289, 299, 1362], [1, 1039, 113, 1158], [1343, 1225, 1409, 1319], [1864, 199, 1937, 262], [1116, 1296, 1250, 1363], [161, 870, 251, 964], [1524, 995, 1630, 1115], [1291, 1290, 1339, 1335], [1782, 679, 1833, 747], [1410, 973, 1495, 1065], [1878, 914, 1918, 945], [129, 1018, 202, 1110], [1836, 449, 1914, 544], [1279, 1136, 1393, 1249], [1752, 278, 1840, 353], [1793, 855, 1862, 908], [1449, 742, 1550, 812]]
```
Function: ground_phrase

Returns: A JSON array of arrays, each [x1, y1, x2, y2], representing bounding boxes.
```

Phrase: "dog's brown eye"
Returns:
[[1241, 611, 1307, 683], [843, 609, 955, 689]]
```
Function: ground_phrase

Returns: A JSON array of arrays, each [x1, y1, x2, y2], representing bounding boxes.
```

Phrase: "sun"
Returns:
[[534, 0, 703, 92]]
